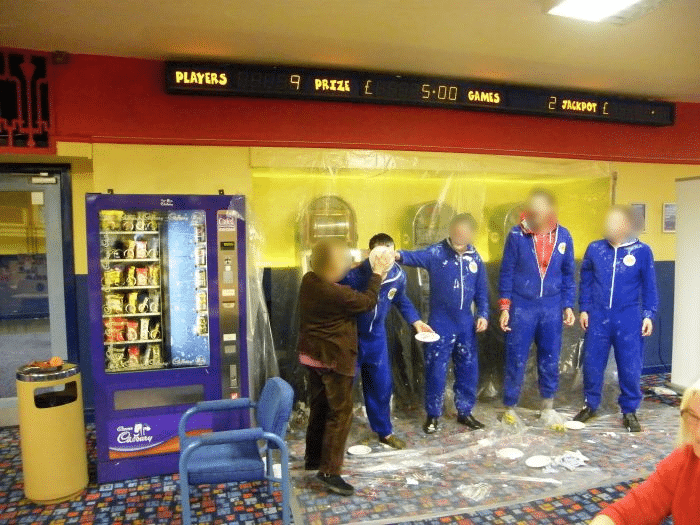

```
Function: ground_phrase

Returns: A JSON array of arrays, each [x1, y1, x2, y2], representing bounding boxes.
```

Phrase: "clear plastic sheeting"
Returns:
[[288, 400, 678, 524], [250, 147, 614, 410]]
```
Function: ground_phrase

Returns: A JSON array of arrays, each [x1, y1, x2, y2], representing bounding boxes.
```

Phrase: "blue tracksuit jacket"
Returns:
[[579, 238, 658, 413], [342, 259, 420, 436], [399, 240, 489, 417], [499, 224, 576, 407]]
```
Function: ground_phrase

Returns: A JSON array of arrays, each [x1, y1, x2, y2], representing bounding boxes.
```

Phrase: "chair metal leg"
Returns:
[[280, 448, 291, 524], [267, 449, 274, 493], [179, 475, 192, 525]]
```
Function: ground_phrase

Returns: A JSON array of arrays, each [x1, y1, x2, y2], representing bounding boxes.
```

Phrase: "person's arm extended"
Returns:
[[340, 264, 365, 290], [397, 248, 432, 269], [392, 278, 421, 326], [596, 447, 683, 525], [578, 245, 594, 314], [498, 231, 518, 310], [474, 256, 490, 320], [327, 273, 382, 314], [641, 245, 659, 321], [561, 231, 576, 309]]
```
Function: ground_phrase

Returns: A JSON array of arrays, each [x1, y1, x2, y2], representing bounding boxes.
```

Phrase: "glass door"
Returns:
[[0, 174, 67, 425]]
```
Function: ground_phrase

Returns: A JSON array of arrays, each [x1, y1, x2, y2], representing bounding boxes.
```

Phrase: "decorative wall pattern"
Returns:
[[0, 50, 52, 152]]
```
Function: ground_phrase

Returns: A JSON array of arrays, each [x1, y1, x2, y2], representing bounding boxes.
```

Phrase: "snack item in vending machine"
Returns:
[[195, 246, 206, 266], [196, 314, 208, 335], [149, 293, 160, 313], [121, 214, 136, 231], [142, 344, 152, 365], [147, 214, 158, 231], [135, 267, 148, 286], [127, 346, 140, 367], [196, 291, 208, 312], [140, 318, 150, 341], [103, 293, 124, 314], [135, 240, 148, 259], [106, 346, 126, 370], [137, 295, 150, 313], [196, 268, 207, 289], [150, 344, 162, 365], [148, 265, 160, 286], [104, 317, 127, 342], [103, 268, 122, 287], [135, 212, 149, 231], [100, 211, 123, 231], [194, 224, 206, 244], [126, 320, 139, 341], [125, 291, 138, 313], [125, 266, 136, 286], [149, 322, 161, 340], [123, 240, 136, 259]]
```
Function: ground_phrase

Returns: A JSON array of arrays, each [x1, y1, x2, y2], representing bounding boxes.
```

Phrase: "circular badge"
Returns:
[[623, 254, 636, 266], [387, 287, 397, 300], [469, 261, 478, 274], [558, 242, 566, 254]]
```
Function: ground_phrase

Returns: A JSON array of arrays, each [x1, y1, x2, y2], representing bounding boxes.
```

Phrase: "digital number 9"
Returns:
[[290, 74, 301, 91]]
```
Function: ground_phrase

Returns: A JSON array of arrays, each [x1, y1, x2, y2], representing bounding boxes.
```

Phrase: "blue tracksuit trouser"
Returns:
[[504, 295, 562, 407], [358, 335, 393, 437], [424, 326, 478, 418], [583, 307, 644, 414]]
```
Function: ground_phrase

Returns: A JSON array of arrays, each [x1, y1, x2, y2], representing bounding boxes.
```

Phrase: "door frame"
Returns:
[[0, 164, 76, 422]]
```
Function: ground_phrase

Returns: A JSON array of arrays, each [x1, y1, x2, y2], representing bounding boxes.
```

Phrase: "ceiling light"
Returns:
[[548, 0, 645, 22]]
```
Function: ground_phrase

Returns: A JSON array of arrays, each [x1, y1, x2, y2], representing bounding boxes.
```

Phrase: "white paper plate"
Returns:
[[347, 445, 372, 455], [496, 447, 524, 460], [525, 455, 552, 468], [564, 420, 586, 430], [415, 332, 440, 343]]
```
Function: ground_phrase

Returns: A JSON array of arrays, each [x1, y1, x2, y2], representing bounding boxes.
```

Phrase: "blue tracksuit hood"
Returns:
[[499, 224, 576, 308], [399, 239, 489, 333], [342, 259, 420, 339], [579, 238, 658, 319]]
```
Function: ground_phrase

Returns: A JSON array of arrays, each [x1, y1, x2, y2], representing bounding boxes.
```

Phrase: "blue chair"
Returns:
[[178, 377, 294, 525]]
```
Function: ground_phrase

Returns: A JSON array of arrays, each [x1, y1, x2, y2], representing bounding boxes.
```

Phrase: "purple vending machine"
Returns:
[[86, 194, 248, 482]]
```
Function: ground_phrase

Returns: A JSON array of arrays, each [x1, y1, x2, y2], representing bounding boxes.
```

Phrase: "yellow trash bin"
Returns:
[[16, 362, 88, 504]]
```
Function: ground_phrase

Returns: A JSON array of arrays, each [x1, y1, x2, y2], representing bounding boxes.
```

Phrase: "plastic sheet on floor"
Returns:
[[287, 399, 677, 525]]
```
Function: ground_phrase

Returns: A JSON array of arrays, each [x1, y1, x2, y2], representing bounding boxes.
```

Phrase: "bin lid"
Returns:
[[16, 363, 80, 382]]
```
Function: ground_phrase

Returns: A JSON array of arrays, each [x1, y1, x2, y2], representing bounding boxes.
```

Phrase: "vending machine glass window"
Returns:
[[99, 209, 210, 372]]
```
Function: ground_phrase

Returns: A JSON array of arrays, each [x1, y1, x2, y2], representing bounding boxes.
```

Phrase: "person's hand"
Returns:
[[372, 250, 394, 276], [394, 251, 402, 261], [499, 310, 511, 332], [413, 320, 434, 333], [563, 307, 575, 327], [642, 318, 653, 337], [580, 311, 589, 331], [476, 317, 488, 333]]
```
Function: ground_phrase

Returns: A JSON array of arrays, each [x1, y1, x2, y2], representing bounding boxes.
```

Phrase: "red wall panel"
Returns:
[[52, 53, 700, 163]]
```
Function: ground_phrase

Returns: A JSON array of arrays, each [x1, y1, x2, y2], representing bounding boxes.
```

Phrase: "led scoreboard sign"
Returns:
[[165, 62, 674, 126]]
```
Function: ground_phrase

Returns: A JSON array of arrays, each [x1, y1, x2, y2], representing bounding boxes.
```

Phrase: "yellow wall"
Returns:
[[3, 144, 699, 271], [613, 162, 700, 261]]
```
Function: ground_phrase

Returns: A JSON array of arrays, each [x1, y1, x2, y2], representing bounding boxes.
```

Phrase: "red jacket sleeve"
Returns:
[[601, 446, 688, 525]]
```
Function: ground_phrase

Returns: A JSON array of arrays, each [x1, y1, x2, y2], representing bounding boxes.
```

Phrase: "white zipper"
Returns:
[[459, 255, 464, 310], [369, 306, 378, 332], [609, 246, 618, 309], [532, 227, 558, 298]]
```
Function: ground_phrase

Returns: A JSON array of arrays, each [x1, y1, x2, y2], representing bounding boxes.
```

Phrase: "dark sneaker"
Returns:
[[316, 472, 354, 496], [423, 417, 439, 434], [573, 406, 596, 423], [457, 413, 485, 430], [623, 412, 642, 433], [379, 434, 406, 449]]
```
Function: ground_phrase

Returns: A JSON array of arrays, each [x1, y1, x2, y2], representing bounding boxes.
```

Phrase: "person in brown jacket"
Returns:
[[298, 238, 394, 496]]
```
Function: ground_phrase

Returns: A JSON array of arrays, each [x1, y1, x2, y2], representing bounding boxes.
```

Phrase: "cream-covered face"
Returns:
[[605, 209, 632, 243], [684, 395, 700, 458], [527, 195, 554, 229], [450, 222, 474, 247]]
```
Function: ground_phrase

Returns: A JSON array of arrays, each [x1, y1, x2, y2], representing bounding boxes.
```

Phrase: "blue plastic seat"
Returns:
[[178, 377, 294, 524]]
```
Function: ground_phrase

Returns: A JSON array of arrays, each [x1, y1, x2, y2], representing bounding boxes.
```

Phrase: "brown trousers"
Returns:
[[305, 367, 354, 475]]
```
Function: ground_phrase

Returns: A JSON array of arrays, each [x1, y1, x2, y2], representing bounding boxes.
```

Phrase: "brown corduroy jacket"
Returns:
[[297, 271, 381, 377]]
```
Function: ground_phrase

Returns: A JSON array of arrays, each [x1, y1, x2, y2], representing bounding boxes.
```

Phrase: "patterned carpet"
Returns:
[[0, 374, 680, 525]]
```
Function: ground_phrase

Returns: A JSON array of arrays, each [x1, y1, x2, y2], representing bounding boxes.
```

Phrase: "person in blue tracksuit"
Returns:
[[397, 214, 490, 434], [499, 190, 576, 422], [574, 205, 658, 432], [342, 233, 433, 449]]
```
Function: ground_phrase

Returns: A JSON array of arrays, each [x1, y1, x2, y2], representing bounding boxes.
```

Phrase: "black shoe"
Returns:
[[573, 406, 596, 423], [423, 417, 439, 434], [457, 414, 485, 430], [304, 461, 320, 471], [316, 472, 354, 496], [623, 412, 642, 433]]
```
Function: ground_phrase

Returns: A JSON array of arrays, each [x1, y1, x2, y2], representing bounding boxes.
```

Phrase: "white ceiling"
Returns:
[[1, 0, 699, 101]]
